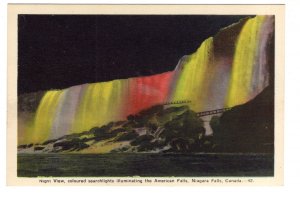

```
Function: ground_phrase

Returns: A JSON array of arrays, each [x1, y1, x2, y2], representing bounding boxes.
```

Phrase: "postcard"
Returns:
[[7, 4, 284, 186]]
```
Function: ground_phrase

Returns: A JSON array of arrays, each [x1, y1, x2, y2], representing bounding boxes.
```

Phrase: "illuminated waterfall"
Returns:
[[71, 80, 127, 133], [29, 90, 63, 143], [226, 16, 271, 107], [169, 37, 215, 112], [19, 15, 274, 144]]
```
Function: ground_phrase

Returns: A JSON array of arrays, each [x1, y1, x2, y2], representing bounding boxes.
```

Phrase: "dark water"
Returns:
[[17, 153, 274, 177]]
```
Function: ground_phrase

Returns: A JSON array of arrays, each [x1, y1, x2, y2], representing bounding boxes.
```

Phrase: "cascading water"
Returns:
[[19, 15, 274, 144], [226, 16, 272, 107]]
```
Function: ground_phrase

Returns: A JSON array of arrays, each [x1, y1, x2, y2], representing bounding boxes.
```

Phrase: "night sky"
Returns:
[[18, 15, 250, 94]]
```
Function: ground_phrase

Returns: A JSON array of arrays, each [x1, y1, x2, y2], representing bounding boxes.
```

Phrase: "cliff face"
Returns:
[[212, 85, 274, 153], [18, 16, 274, 145]]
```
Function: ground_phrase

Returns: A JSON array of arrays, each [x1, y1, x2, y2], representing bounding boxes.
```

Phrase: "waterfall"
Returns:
[[226, 16, 272, 107], [19, 15, 274, 144], [30, 90, 63, 143]]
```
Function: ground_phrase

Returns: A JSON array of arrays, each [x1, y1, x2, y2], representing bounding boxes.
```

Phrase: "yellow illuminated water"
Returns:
[[226, 16, 266, 107], [171, 37, 214, 112], [29, 90, 63, 143], [71, 80, 126, 132]]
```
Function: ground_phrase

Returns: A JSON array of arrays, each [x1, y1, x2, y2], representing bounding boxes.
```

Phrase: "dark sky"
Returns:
[[18, 15, 250, 94]]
